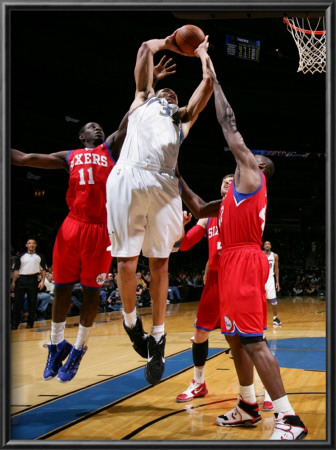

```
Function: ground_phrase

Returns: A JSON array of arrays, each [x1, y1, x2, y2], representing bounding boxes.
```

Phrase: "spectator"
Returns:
[[293, 276, 304, 296], [100, 273, 117, 309], [168, 273, 182, 303]]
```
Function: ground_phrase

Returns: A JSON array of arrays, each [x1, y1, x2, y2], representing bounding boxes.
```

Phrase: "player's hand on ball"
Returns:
[[194, 35, 209, 58]]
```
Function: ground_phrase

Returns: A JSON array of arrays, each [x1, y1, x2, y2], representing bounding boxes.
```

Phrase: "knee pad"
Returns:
[[270, 298, 277, 305], [192, 340, 209, 367]]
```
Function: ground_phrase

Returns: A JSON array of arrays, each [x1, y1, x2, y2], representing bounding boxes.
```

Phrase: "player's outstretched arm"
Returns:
[[179, 175, 221, 219], [180, 36, 213, 138], [132, 31, 182, 110], [11, 148, 68, 170], [207, 55, 260, 192]]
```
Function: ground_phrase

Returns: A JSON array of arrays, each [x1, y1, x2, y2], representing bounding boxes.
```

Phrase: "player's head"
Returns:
[[220, 174, 234, 197], [79, 122, 105, 146], [156, 88, 178, 105], [263, 241, 272, 251], [254, 155, 275, 179], [26, 239, 37, 253]]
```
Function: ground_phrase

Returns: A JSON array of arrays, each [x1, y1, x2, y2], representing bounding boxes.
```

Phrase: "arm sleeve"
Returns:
[[179, 224, 206, 251]]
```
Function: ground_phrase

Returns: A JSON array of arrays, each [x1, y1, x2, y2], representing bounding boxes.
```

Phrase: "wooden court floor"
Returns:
[[10, 295, 326, 442]]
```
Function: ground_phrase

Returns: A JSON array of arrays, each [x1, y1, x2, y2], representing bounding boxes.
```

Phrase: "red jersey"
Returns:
[[206, 217, 222, 271], [66, 142, 115, 223], [218, 171, 267, 247]]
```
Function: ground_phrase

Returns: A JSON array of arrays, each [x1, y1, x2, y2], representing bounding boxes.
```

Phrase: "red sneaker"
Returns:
[[262, 400, 274, 411], [176, 380, 208, 402]]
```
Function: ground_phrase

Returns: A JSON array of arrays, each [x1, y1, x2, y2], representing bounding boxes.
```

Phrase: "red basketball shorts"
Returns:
[[194, 269, 221, 331], [52, 215, 112, 288], [219, 243, 269, 337]]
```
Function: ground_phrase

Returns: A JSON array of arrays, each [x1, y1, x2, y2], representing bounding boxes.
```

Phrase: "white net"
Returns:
[[284, 17, 326, 74]]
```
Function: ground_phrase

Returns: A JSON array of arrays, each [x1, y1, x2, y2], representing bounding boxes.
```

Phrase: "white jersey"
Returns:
[[118, 96, 183, 171], [265, 251, 276, 299], [106, 95, 184, 259], [267, 251, 275, 280]]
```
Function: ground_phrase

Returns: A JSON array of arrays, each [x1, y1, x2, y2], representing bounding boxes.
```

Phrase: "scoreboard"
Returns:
[[225, 34, 260, 62]]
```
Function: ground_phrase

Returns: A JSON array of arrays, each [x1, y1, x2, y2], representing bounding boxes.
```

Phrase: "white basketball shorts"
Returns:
[[106, 161, 183, 258], [265, 276, 276, 299]]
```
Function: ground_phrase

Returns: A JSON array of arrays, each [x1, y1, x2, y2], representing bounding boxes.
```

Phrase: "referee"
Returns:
[[11, 238, 47, 329]]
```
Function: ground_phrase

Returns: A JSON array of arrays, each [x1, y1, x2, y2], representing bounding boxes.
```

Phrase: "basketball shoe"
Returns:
[[270, 412, 308, 440], [176, 380, 208, 402], [262, 400, 274, 411], [123, 314, 148, 358], [273, 317, 282, 326], [57, 346, 87, 383], [145, 334, 166, 385], [216, 395, 262, 427], [43, 339, 72, 380]]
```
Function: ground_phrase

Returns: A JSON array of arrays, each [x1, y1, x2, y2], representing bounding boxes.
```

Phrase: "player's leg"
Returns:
[[42, 284, 74, 381], [148, 256, 169, 326], [176, 328, 209, 402], [266, 278, 281, 325], [44, 217, 83, 381], [177, 270, 220, 401], [11, 282, 26, 329], [143, 256, 169, 385], [117, 256, 139, 314], [118, 255, 150, 359], [243, 339, 307, 440], [216, 333, 262, 427], [26, 280, 38, 328], [57, 222, 115, 383]]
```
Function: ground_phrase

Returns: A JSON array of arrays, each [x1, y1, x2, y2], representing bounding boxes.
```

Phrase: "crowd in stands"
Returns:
[[10, 235, 326, 324]]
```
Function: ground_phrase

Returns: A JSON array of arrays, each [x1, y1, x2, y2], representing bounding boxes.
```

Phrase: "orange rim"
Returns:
[[283, 17, 326, 35]]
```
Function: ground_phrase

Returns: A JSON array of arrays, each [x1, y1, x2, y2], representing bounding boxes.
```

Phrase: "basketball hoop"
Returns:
[[283, 16, 326, 74]]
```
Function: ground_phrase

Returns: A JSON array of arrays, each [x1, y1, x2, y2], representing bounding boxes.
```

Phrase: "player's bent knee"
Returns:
[[240, 335, 265, 345], [270, 298, 277, 305]]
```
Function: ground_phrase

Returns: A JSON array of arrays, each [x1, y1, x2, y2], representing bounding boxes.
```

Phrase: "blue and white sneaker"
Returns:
[[43, 340, 72, 380], [57, 346, 87, 383]]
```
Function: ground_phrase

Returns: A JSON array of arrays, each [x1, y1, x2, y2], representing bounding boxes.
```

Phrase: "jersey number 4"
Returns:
[[78, 167, 95, 185]]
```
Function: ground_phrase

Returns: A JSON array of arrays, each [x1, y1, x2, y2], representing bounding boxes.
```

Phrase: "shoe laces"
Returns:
[[183, 380, 199, 394], [63, 349, 84, 371], [44, 343, 59, 367]]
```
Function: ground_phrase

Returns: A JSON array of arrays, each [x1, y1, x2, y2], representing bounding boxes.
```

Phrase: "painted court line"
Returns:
[[11, 348, 223, 439]]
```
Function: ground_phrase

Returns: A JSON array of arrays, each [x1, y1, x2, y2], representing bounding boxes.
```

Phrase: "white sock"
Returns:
[[151, 324, 165, 342], [264, 389, 272, 402], [74, 324, 92, 349], [123, 308, 137, 328], [194, 366, 205, 384], [273, 395, 295, 416], [50, 321, 66, 345], [240, 384, 256, 404]]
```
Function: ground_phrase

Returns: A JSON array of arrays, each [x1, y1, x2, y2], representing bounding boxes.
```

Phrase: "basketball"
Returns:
[[175, 24, 205, 56]]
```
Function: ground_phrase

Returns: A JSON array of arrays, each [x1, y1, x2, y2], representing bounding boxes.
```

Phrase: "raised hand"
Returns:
[[183, 210, 192, 226], [153, 55, 177, 81]]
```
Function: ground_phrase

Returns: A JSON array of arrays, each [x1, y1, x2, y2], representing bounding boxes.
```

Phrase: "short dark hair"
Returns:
[[255, 155, 275, 179]]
